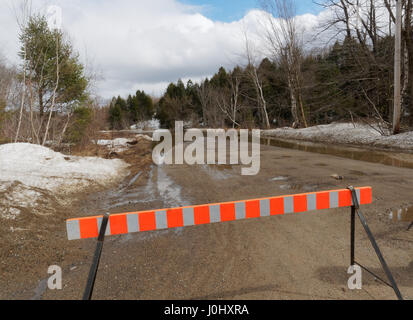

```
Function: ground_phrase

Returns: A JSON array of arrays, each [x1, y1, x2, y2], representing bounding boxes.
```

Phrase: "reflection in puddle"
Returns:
[[261, 137, 413, 169], [390, 206, 413, 222]]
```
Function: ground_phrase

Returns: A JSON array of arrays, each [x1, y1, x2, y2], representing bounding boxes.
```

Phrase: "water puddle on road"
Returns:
[[261, 137, 413, 169], [85, 165, 189, 215], [390, 206, 413, 222]]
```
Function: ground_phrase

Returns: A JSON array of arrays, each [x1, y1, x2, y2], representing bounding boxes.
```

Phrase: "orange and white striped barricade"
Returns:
[[66, 186, 402, 300], [66, 187, 372, 240]]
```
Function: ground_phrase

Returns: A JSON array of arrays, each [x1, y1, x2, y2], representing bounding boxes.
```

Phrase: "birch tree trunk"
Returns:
[[42, 37, 59, 146], [14, 46, 27, 143], [287, 73, 299, 127]]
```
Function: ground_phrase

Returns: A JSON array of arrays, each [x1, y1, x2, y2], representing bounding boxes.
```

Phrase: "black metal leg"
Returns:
[[408, 222, 413, 231], [355, 208, 403, 300], [347, 186, 403, 301], [351, 206, 355, 266], [83, 213, 109, 300]]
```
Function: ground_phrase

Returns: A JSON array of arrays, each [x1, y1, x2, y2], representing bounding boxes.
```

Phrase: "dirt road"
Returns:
[[2, 140, 412, 300]]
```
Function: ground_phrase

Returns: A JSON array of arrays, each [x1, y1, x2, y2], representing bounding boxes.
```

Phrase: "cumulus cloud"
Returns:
[[0, 0, 331, 99]]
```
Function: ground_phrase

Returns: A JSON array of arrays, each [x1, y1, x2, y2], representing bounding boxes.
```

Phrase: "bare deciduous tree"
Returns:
[[214, 72, 242, 128], [243, 28, 271, 129], [259, 0, 308, 128], [318, 0, 413, 132]]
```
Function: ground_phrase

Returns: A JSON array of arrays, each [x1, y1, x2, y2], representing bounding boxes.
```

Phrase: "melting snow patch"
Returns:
[[130, 119, 160, 131], [0, 143, 130, 219], [263, 122, 413, 150], [0, 143, 129, 193], [97, 135, 152, 153], [97, 138, 132, 152]]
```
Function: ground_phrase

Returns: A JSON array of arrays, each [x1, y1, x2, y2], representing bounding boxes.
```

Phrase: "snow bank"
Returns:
[[97, 135, 153, 153], [0, 143, 129, 192], [0, 143, 130, 219], [97, 138, 132, 152], [263, 123, 413, 150]]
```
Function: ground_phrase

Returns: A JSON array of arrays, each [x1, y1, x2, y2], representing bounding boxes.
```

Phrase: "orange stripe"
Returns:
[[139, 211, 156, 232], [220, 203, 236, 222], [360, 187, 373, 205], [245, 200, 260, 219], [167, 208, 184, 228], [79, 217, 99, 239], [194, 206, 210, 225], [294, 194, 307, 213], [270, 197, 284, 215], [339, 190, 352, 207], [110, 214, 128, 235], [316, 192, 330, 210]]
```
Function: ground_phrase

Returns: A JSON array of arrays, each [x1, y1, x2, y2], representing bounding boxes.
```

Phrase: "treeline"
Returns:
[[155, 36, 397, 131], [108, 91, 154, 130], [103, 0, 413, 134], [155, 0, 413, 134], [156, 63, 290, 129]]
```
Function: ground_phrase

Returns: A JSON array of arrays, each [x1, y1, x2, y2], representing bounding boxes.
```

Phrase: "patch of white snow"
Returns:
[[0, 143, 130, 219]]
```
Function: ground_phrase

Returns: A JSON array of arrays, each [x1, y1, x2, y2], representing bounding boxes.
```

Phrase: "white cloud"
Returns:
[[0, 0, 331, 99]]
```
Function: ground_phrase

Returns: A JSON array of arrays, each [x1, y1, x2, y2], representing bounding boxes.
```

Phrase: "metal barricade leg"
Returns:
[[348, 186, 403, 300], [83, 213, 109, 300], [350, 205, 355, 267]]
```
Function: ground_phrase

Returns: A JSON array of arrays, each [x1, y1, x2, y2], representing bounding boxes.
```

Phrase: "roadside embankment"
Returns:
[[262, 123, 413, 152]]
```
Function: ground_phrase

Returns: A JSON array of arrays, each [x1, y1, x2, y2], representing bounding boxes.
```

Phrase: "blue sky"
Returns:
[[181, 0, 322, 22]]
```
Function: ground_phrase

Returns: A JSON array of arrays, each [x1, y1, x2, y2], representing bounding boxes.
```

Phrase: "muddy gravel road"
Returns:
[[2, 138, 413, 300]]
